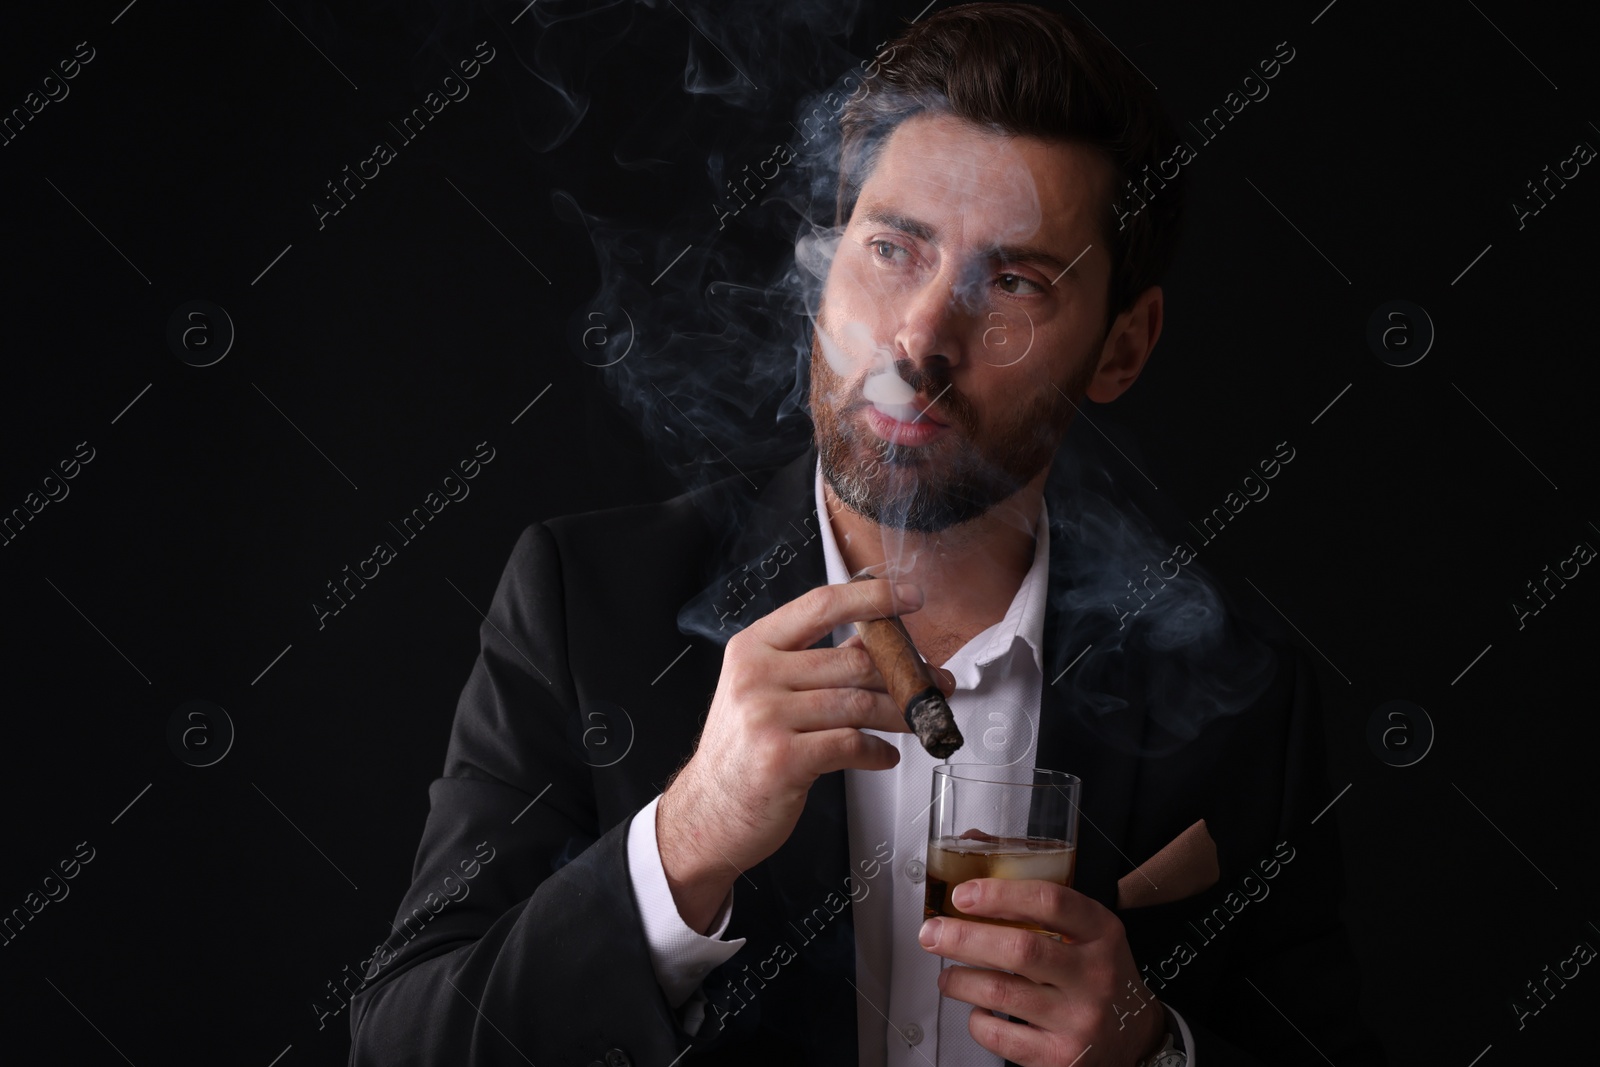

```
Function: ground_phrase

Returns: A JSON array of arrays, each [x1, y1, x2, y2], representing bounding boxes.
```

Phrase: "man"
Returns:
[[348, 4, 1387, 1065]]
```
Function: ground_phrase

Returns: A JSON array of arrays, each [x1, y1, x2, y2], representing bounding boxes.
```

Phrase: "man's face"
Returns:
[[810, 110, 1116, 533]]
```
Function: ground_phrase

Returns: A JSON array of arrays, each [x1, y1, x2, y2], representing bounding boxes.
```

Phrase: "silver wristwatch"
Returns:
[[1135, 1005, 1188, 1067], [1135, 1032, 1187, 1067]]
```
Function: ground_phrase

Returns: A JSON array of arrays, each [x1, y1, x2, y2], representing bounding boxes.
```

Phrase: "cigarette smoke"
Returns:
[[411, 0, 1278, 753], [1040, 428, 1278, 755]]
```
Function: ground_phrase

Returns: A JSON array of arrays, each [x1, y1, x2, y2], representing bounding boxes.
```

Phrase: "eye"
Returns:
[[868, 239, 910, 265], [995, 272, 1044, 296]]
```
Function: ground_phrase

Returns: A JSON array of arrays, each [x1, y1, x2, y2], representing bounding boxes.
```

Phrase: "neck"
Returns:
[[820, 466, 1046, 637]]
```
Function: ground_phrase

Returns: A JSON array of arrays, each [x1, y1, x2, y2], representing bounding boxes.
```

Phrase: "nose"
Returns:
[[894, 267, 971, 372]]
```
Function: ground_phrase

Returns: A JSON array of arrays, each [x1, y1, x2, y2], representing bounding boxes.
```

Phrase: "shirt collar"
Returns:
[[813, 457, 1050, 679]]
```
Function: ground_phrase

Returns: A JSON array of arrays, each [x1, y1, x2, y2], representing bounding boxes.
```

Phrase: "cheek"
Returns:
[[825, 240, 872, 298], [999, 329, 1068, 385], [809, 331, 858, 416], [828, 271, 885, 332], [828, 246, 905, 325], [988, 341, 1085, 429], [819, 299, 896, 374]]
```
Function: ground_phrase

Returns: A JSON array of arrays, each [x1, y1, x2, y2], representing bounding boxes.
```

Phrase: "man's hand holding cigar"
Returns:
[[656, 577, 956, 935], [656, 573, 1170, 1066]]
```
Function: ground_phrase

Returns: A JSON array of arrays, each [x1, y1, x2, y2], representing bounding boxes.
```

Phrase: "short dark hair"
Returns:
[[837, 2, 1185, 332]]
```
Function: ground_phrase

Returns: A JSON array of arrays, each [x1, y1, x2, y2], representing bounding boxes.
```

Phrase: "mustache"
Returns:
[[845, 359, 970, 429]]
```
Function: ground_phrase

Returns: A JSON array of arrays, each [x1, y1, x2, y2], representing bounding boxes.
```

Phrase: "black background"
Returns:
[[2, 0, 1596, 1063]]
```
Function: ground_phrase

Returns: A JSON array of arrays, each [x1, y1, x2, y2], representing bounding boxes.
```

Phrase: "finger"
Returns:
[[966, 1002, 1066, 1067], [937, 965, 1056, 1034], [755, 578, 925, 653], [777, 645, 892, 693], [917, 912, 1067, 986], [790, 726, 902, 774], [840, 628, 954, 696], [950, 878, 1105, 940], [784, 686, 913, 735]]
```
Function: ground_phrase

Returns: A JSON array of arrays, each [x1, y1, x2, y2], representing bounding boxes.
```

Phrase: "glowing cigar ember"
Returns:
[[848, 573, 964, 758]]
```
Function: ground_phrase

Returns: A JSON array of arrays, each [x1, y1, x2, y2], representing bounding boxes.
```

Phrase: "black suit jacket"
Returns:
[[348, 443, 1388, 1066]]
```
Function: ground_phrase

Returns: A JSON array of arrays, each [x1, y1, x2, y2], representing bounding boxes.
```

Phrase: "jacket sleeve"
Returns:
[[347, 522, 692, 1066]]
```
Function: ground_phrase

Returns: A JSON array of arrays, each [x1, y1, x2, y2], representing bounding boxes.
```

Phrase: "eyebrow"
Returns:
[[858, 205, 1085, 284]]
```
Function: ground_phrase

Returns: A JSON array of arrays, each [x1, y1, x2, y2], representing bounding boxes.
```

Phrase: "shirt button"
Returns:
[[905, 859, 926, 883], [901, 1022, 924, 1046]]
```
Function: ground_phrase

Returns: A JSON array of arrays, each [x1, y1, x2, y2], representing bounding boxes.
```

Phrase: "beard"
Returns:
[[808, 319, 1085, 533]]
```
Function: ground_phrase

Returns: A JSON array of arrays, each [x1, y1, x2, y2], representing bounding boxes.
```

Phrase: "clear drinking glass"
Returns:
[[924, 765, 1082, 939]]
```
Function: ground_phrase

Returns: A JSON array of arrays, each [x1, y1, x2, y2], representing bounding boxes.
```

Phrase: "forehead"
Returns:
[[853, 110, 1111, 250]]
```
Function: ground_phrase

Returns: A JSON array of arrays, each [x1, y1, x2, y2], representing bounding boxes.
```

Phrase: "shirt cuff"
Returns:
[[1164, 1001, 1195, 1065], [626, 795, 747, 1013]]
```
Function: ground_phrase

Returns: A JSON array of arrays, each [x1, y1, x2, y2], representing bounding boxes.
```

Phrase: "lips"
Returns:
[[862, 403, 951, 446], [869, 399, 948, 427]]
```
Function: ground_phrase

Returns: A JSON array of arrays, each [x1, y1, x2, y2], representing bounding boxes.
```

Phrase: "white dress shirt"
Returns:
[[625, 458, 1194, 1064]]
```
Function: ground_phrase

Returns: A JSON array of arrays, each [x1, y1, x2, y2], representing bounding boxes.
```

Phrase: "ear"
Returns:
[[1085, 285, 1163, 404]]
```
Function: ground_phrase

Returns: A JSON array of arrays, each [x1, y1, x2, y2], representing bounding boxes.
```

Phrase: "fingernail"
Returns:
[[895, 582, 924, 608], [918, 917, 941, 947], [952, 882, 976, 908]]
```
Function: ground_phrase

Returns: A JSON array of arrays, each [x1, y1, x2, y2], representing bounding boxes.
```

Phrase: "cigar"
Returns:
[[848, 573, 964, 758]]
